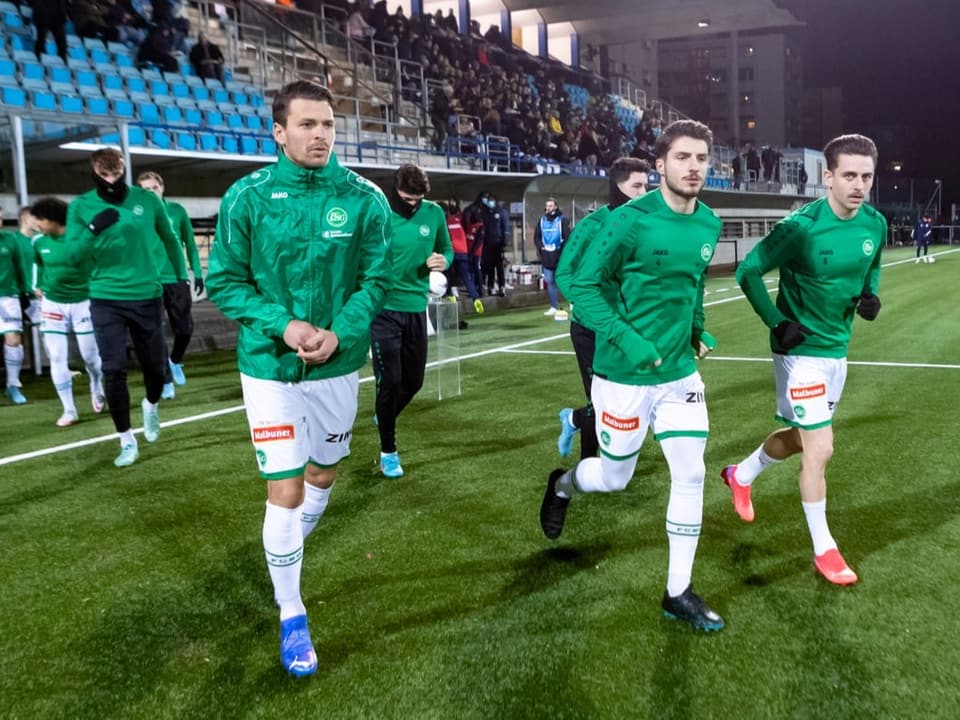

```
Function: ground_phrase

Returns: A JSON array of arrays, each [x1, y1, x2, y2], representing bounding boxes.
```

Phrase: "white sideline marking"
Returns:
[[707, 356, 960, 370], [4, 248, 955, 467]]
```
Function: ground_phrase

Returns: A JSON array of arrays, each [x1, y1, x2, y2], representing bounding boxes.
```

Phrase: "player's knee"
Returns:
[[601, 464, 634, 492], [305, 465, 336, 489], [671, 459, 705, 490], [267, 480, 306, 508], [802, 437, 834, 467], [5, 334, 21, 347]]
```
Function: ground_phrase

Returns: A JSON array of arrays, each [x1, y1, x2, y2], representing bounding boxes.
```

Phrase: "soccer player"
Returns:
[[12, 207, 42, 328], [372, 164, 453, 478], [206, 80, 393, 677], [137, 171, 204, 395], [66, 147, 187, 467], [533, 197, 571, 316], [0, 209, 32, 405], [556, 158, 650, 460], [912, 214, 932, 263], [31, 197, 105, 426], [541, 120, 724, 631], [720, 134, 885, 586]]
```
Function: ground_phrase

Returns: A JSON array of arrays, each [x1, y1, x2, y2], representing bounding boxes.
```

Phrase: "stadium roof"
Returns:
[[496, 0, 802, 45]]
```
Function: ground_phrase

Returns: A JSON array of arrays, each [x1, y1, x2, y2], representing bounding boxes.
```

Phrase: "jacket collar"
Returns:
[[274, 149, 345, 187]]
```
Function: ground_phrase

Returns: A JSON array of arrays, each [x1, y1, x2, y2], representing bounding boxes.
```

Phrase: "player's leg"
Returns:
[[721, 354, 804, 521], [90, 299, 138, 463], [242, 374, 317, 677], [567, 321, 599, 459], [73, 300, 105, 413], [164, 280, 193, 384], [41, 317, 77, 424], [541, 377, 648, 539], [653, 373, 723, 630], [396, 311, 427, 416], [1, 297, 26, 403], [301, 371, 358, 539], [127, 299, 166, 442], [370, 311, 405, 476]]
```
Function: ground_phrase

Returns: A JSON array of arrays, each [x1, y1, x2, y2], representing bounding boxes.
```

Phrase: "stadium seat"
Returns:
[[162, 105, 184, 125], [101, 73, 124, 92], [203, 77, 223, 90], [196, 98, 216, 111], [183, 107, 202, 125], [198, 132, 219, 151], [0, 84, 26, 109], [112, 97, 134, 118], [249, 94, 264, 108], [153, 93, 176, 107], [149, 129, 171, 148], [239, 136, 259, 154], [231, 91, 248, 106], [41, 53, 66, 67], [67, 56, 90, 70], [244, 114, 260, 131], [226, 114, 244, 130], [86, 95, 109, 115], [204, 109, 225, 127], [213, 87, 229, 104], [126, 76, 147, 94], [137, 101, 160, 124], [49, 65, 72, 84], [19, 59, 45, 83], [2, 10, 23, 29], [128, 90, 151, 103], [82, 37, 106, 51], [151, 79, 170, 97], [112, 52, 133, 69], [128, 126, 146, 145], [89, 47, 110, 65], [261, 138, 277, 155], [29, 89, 56, 111], [8, 33, 30, 52], [0, 57, 14, 83], [141, 67, 162, 81], [58, 93, 83, 113], [222, 135, 238, 153], [104, 86, 127, 101], [185, 75, 205, 88], [191, 85, 210, 102]]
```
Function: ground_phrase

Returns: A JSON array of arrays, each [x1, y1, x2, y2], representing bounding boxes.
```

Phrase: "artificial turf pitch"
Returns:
[[1, 247, 958, 719]]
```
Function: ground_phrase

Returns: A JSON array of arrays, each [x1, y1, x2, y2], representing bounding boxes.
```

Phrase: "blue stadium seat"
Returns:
[[50, 80, 75, 95], [231, 91, 248, 105], [128, 126, 146, 145], [171, 81, 190, 100], [198, 132, 219, 152], [86, 95, 109, 115], [175, 132, 196, 151], [184, 107, 202, 125], [204, 109, 225, 127], [67, 56, 90, 70], [213, 87, 229, 104], [89, 47, 110, 65], [0, 84, 26, 108], [0, 57, 14, 82], [49, 65, 72, 84], [185, 75, 205, 87], [203, 77, 223, 90], [261, 138, 277, 155], [106, 42, 128, 55], [101, 73, 123, 91], [58, 93, 83, 113], [262, 116, 273, 132], [41, 53, 66, 67], [126, 76, 146, 94], [162, 105, 184, 125], [2, 10, 23, 29], [141, 67, 162, 81], [221, 135, 238, 153], [128, 90, 150, 103], [118, 64, 140, 78], [191, 85, 210, 102], [29, 89, 56, 111], [151, 79, 170, 97], [112, 52, 133, 69], [240, 136, 258, 154], [226, 113, 244, 130], [112, 98, 134, 118], [149, 129, 171, 148], [8, 33, 31, 52], [19, 60, 45, 82], [104, 87, 128, 101], [153, 93, 176, 107], [82, 37, 106, 51], [244, 114, 260, 131], [137, 101, 160, 124], [196, 98, 216, 111]]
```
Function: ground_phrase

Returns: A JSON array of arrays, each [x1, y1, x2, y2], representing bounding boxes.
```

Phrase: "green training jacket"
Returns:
[[206, 151, 394, 382], [383, 199, 453, 313], [165, 200, 203, 280]]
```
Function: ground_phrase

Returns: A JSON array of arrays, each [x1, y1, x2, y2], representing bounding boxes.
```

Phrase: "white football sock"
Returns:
[[263, 501, 307, 621], [802, 499, 837, 556], [77, 332, 103, 391], [45, 333, 76, 414], [735, 444, 782, 485], [301, 482, 333, 539], [4, 343, 23, 387], [119, 429, 136, 448], [662, 437, 706, 597]]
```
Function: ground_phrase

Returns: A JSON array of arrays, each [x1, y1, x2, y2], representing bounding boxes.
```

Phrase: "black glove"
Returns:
[[856, 292, 881, 321], [772, 320, 812, 353], [194, 277, 204, 295], [88, 208, 120, 236], [19, 293, 31, 312]]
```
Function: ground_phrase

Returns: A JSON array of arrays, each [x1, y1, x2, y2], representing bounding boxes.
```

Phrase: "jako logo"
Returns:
[[789, 384, 826, 400], [253, 425, 295, 442], [271, 191, 289, 199], [326, 208, 348, 227], [601, 412, 640, 431]]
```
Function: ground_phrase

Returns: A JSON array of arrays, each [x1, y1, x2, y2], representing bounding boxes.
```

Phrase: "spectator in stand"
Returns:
[[137, 24, 179, 73], [189, 32, 226, 83], [797, 163, 808, 194], [732, 150, 743, 190], [444, 200, 483, 313], [430, 82, 453, 152], [481, 102, 502, 137], [32, 0, 69, 62], [443, 8, 458, 33], [577, 122, 600, 168], [534, 197, 571, 316], [105, 0, 148, 48], [347, 3, 375, 40], [69, 0, 120, 42], [744, 142, 761, 185]]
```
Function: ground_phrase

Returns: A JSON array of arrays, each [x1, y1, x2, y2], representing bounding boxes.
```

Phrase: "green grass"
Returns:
[[2, 247, 959, 719]]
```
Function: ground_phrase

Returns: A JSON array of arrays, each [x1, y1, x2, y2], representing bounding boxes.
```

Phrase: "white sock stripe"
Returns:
[[265, 547, 304, 567], [666, 520, 702, 536]]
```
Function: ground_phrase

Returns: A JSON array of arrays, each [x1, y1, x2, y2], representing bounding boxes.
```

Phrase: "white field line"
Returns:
[[3, 248, 955, 466]]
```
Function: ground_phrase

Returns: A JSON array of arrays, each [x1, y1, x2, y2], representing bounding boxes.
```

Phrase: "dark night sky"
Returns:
[[776, 0, 960, 206]]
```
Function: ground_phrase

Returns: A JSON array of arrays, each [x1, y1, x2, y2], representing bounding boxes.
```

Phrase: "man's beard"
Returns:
[[664, 173, 702, 200]]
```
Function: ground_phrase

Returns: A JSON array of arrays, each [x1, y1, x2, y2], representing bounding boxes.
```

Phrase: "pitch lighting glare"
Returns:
[[697, 20, 710, 28]]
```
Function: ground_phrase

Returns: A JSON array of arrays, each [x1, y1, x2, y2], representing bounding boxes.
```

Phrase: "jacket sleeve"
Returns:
[[736, 217, 807, 328], [206, 188, 295, 341], [63, 201, 96, 266], [178, 206, 202, 277], [558, 208, 660, 367], [533, 218, 542, 253], [151, 192, 188, 280], [329, 193, 394, 350]]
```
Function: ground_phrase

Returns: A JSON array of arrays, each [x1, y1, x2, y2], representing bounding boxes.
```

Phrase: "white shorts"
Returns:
[[591, 372, 709, 460], [0, 296, 22, 334], [773, 354, 847, 429], [241, 372, 360, 479], [40, 298, 95, 336]]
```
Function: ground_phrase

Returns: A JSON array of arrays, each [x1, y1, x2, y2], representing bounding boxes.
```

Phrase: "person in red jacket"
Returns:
[[445, 200, 483, 312]]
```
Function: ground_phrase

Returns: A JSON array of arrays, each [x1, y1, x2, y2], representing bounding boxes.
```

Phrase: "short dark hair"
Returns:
[[609, 157, 650, 186], [394, 164, 430, 196], [90, 147, 124, 173], [272, 80, 334, 127], [823, 134, 878, 171], [18, 206, 32, 220], [653, 119, 713, 160], [30, 197, 68, 226]]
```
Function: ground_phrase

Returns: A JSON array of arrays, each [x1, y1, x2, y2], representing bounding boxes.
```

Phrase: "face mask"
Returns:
[[389, 187, 421, 219], [484, 198, 496, 209], [609, 184, 633, 210], [93, 172, 129, 205]]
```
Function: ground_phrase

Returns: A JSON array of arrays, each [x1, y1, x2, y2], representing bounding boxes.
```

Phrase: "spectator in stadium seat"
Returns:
[[430, 83, 453, 152], [533, 197, 571, 316], [189, 32, 225, 83], [744, 142, 761, 184], [346, 3, 375, 40], [137, 24, 179, 73], [69, 0, 120, 42], [32, 0, 69, 62], [721, 133, 885, 588], [105, 0, 148, 48], [206, 81, 393, 678]]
